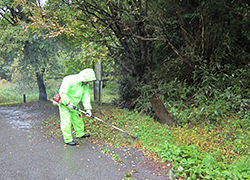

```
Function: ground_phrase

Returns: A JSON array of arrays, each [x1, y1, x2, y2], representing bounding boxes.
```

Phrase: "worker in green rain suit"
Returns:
[[59, 68, 96, 146]]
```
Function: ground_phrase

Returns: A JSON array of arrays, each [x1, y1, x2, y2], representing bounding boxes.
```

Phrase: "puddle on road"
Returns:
[[0, 107, 34, 132], [9, 119, 32, 132]]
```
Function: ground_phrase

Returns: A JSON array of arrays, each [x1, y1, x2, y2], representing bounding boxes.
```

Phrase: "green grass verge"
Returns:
[[0, 78, 61, 105], [41, 103, 249, 179]]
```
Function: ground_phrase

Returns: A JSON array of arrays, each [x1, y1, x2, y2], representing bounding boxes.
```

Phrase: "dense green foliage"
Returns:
[[135, 67, 250, 125], [0, 0, 64, 100]]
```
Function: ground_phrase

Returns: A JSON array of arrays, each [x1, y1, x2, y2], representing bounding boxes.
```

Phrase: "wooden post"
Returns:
[[23, 94, 26, 103]]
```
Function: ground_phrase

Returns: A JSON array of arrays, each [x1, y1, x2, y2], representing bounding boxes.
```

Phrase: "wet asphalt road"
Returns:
[[0, 104, 170, 180]]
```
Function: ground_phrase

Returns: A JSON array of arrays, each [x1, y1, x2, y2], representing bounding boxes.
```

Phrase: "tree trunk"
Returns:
[[150, 92, 174, 126], [36, 69, 47, 101]]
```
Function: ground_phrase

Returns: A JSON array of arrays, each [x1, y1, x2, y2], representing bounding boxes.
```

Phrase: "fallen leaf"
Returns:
[[132, 168, 140, 173]]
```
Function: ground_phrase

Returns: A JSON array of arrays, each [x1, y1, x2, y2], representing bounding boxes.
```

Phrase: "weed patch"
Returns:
[[40, 103, 249, 179]]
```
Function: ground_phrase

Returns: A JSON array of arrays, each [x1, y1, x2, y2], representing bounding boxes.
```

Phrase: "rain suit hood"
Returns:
[[78, 68, 96, 82], [59, 68, 96, 109]]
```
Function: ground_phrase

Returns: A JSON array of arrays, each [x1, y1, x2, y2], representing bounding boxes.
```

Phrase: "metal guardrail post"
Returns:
[[94, 61, 102, 105]]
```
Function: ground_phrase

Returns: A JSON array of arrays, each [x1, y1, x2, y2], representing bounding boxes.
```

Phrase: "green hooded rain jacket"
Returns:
[[58, 68, 96, 143]]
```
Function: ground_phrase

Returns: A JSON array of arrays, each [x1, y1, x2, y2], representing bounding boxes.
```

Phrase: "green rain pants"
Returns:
[[59, 104, 84, 143]]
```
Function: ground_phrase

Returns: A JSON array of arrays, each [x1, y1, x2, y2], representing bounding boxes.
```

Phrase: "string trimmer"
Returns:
[[53, 94, 138, 140]]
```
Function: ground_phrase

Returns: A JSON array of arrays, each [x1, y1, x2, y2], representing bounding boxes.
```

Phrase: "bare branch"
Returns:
[[133, 34, 165, 41]]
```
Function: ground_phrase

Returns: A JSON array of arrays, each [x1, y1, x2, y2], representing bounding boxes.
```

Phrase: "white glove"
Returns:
[[67, 103, 75, 109], [86, 110, 92, 117]]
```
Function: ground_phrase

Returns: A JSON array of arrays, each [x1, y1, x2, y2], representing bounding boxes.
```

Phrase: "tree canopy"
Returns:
[[0, 0, 64, 100], [23, 0, 250, 106]]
